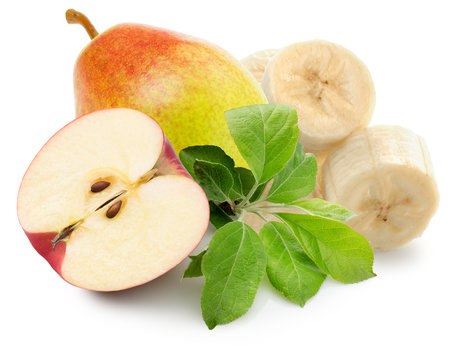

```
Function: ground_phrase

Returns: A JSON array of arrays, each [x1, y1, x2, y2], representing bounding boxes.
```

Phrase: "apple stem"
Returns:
[[138, 168, 158, 184], [65, 9, 99, 40], [52, 220, 84, 249]]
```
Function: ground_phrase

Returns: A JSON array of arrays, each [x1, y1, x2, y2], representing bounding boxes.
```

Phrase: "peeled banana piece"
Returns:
[[241, 49, 278, 83], [321, 126, 439, 250], [262, 40, 376, 153]]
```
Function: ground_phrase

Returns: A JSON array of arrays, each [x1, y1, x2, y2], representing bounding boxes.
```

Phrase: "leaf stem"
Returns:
[[259, 204, 302, 210], [247, 203, 310, 214], [238, 182, 259, 208], [244, 196, 266, 208], [246, 207, 277, 215]]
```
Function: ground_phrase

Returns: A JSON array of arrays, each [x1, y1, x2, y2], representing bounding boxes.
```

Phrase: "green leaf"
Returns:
[[235, 167, 268, 201], [201, 222, 267, 329], [179, 146, 242, 199], [292, 198, 356, 222], [180, 145, 234, 179], [265, 143, 317, 204], [183, 250, 206, 278], [225, 104, 299, 184], [260, 222, 326, 306], [278, 213, 375, 284], [209, 201, 233, 229], [193, 160, 233, 202]]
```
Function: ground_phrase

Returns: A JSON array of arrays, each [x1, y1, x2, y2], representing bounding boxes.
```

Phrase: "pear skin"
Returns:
[[68, 10, 267, 167]]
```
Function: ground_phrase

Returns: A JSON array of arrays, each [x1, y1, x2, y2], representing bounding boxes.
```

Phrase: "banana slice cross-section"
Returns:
[[262, 40, 376, 153], [241, 49, 278, 84], [321, 126, 439, 250]]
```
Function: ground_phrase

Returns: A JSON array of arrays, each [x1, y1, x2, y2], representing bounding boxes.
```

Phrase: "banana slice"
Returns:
[[321, 126, 439, 250], [310, 149, 331, 198], [262, 40, 376, 152], [241, 49, 278, 83]]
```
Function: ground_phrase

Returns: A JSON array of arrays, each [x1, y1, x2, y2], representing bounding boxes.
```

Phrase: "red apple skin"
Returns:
[[25, 231, 66, 276], [18, 109, 209, 291], [72, 23, 267, 167], [156, 135, 193, 178]]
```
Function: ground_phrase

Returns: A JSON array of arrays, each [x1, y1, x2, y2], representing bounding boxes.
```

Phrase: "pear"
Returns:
[[67, 10, 267, 167]]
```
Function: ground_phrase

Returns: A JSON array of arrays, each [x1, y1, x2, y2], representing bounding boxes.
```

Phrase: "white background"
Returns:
[[2, 0, 456, 358]]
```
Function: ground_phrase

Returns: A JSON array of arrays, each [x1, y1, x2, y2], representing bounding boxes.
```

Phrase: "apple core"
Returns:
[[18, 108, 209, 291]]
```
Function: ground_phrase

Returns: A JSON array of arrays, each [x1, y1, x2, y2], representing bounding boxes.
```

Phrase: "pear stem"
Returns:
[[66, 9, 99, 39]]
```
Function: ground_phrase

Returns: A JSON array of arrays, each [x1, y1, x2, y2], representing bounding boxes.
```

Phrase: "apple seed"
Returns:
[[106, 200, 122, 219], [91, 180, 111, 193]]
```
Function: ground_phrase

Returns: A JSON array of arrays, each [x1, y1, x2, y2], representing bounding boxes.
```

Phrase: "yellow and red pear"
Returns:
[[17, 108, 209, 291], [67, 10, 267, 167]]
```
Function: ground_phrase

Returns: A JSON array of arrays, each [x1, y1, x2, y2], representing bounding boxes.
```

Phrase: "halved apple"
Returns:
[[17, 108, 209, 291]]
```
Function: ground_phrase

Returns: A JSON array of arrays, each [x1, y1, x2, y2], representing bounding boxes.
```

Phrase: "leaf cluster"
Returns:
[[179, 104, 375, 329]]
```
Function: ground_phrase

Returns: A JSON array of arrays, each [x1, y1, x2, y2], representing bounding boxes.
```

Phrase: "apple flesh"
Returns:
[[17, 108, 209, 291], [67, 9, 267, 167]]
